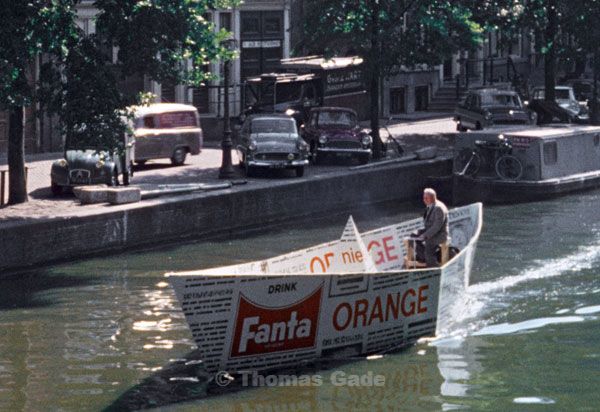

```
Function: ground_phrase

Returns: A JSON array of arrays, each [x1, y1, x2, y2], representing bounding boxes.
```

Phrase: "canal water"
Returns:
[[2, 192, 600, 411]]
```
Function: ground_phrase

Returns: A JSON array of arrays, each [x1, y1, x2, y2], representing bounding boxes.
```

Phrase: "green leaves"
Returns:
[[1, 0, 238, 152]]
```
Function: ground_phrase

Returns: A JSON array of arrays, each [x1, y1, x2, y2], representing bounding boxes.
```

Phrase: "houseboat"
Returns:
[[428, 125, 600, 204]]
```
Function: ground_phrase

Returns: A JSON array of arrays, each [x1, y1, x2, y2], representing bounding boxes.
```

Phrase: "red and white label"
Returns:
[[230, 286, 322, 358]]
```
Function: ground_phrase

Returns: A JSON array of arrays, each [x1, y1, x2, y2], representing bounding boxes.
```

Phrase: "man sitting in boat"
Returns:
[[405, 188, 449, 268]]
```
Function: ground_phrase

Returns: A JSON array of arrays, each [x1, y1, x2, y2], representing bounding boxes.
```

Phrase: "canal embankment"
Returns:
[[0, 155, 451, 275]]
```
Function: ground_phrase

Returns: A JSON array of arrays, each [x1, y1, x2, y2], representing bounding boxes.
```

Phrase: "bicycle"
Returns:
[[455, 135, 523, 180], [381, 117, 405, 157]]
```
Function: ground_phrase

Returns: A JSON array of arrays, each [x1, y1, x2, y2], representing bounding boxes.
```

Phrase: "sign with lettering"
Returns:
[[168, 204, 482, 373]]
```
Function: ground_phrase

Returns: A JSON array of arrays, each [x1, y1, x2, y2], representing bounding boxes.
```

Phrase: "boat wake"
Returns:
[[433, 239, 600, 344]]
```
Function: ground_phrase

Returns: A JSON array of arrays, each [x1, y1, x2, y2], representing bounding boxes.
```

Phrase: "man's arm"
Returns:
[[420, 208, 445, 240]]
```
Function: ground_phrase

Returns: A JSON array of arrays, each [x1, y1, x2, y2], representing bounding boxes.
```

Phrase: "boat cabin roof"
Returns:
[[467, 124, 600, 141]]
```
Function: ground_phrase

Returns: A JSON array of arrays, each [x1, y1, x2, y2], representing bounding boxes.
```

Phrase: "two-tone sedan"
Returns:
[[236, 114, 310, 177], [455, 89, 536, 131], [302, 107, 372, 164]]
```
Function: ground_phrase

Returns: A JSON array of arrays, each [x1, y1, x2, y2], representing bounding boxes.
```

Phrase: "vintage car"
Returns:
[[455, 88, 535, 131], [236, 114, 310, 177], [131, 103, 202, 166], [51, 145, 133, 196], [564, 79, 595, 105], [529, 86, 589, 123], [301, 107, 372, 164]]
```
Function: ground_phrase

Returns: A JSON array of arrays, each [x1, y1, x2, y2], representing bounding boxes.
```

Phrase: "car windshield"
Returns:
[[533, 89, 572, 100], [251, 118, 297, 135], [317, 111, 357, 128], [481, 94, 521, 108]]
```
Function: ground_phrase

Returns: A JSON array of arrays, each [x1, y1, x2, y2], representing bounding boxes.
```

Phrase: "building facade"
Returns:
[[0, 0, 292, 155]]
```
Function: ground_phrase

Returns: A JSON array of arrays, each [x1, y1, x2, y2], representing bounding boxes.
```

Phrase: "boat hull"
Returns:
[[168, 204, 482, 374], [428, 171, 600, 205]]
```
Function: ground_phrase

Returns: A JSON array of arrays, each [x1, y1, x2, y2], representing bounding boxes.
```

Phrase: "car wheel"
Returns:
[[475, 122, 482, 130], [358, 154, 370, 165], [171, 148, 187, 166], [245, 163, 255, 177], [295, 166, 305, 177], [315, 152, 325, 165], [51, 182, 63, 196], [456, 122, 467, 132]]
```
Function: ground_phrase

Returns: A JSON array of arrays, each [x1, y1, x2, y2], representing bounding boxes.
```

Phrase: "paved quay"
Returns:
[[0, 119, 455, 274], [0, 118, 456, 225]]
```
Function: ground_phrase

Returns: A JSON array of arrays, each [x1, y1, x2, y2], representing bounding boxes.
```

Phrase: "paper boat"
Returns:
[[167, 203, 482, 374]]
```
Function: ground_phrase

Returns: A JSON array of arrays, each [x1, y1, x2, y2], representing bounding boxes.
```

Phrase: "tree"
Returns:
[[0, 1, 77, 204], [1, 0, 238, 205], [475, 0, 578, 102], [564, 0, 600, 123], [301, 0, 483, 158], [44, 0, 239, 159]]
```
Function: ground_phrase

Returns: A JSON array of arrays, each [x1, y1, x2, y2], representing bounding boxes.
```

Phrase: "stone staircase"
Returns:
[[428, 83, 468, 112]]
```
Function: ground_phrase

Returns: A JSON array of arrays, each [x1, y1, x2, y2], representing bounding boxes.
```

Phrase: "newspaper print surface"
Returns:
[[168, 203, 482, 374]]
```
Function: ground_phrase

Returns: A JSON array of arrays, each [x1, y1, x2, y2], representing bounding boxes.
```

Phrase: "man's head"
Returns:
[[423, 188, 437, 206]]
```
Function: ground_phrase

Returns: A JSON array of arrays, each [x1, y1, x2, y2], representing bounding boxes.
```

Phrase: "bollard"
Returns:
[[1, 166, 29, 206], [0, 170, 5, 206]]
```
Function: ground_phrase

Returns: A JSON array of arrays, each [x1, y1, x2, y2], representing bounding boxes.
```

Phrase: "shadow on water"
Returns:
[[104, 348, 418, 412], [0, 270, 101, 310], [104, 345, 441, 412]]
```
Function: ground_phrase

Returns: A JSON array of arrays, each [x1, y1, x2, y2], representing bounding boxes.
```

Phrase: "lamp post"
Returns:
[[219, 39, 237, 179]]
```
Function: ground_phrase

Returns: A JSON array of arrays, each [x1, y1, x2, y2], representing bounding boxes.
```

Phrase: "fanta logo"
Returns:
[[231, 286, 322, 358]]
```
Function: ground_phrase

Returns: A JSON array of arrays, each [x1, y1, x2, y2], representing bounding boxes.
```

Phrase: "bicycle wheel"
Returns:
[[456, 149, 481, 176], [495, 155, 523, 180]]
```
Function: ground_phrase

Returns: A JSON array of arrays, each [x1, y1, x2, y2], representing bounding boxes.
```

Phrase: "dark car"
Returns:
[[236, 114, 310, 177], [50, 146, 133, 195], [302, 107, 372, 164], [455, 89, 535, 131], [529, 86, 589, 123], [565, 79, 594, 103]]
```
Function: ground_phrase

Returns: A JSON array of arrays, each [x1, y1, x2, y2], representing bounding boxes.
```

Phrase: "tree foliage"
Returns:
[[0, 0, 238, 204], [301, 0, 484, 157]]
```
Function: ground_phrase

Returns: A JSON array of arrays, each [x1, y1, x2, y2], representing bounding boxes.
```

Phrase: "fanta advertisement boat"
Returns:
[[167, 203, 482, 374]]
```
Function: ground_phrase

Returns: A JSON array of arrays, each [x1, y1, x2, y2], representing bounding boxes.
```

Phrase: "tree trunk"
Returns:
[[592, 51, 599, 125], [544, 0, 557, 102], [8, 105, 28, 205], [370, 0, 382, 159], [370, 70, 382, 159]]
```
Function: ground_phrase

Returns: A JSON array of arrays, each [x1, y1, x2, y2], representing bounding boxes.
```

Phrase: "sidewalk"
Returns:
[[0, 119, 456, 225]]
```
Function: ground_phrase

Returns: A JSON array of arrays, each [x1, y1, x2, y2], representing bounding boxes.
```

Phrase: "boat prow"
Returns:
[[167, 203, 483, 374]]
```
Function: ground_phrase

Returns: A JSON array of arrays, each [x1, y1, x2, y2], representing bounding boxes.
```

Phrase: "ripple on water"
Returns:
[[574, 305, 600, 315], [473, 316, 586, 336], [513, 396, 556, 405]]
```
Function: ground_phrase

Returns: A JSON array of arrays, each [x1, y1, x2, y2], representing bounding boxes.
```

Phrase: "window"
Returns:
[[415, 86, 429, 111], [251, 119, 296, 134], [158, 112, 198, 128], [220, 12, 232, 32], [543, 141, 558, 165], [390, 88, 406, 114], [264, 17, 282, 35], [303, 84, 316, 100], [481, 93, 521, 108], [317, 111, 357, 128], [143, 116, 155, 129], [241, 16, 260, 36]]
